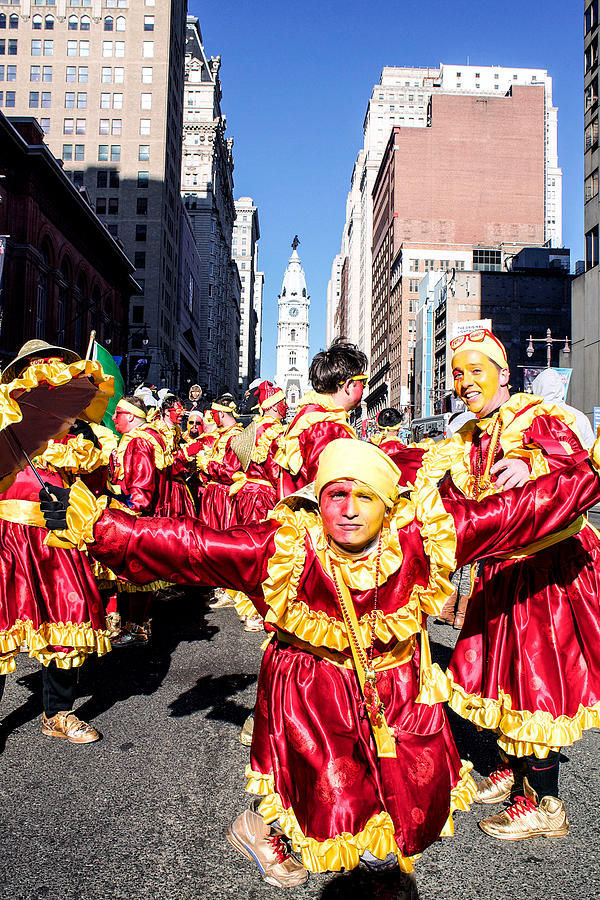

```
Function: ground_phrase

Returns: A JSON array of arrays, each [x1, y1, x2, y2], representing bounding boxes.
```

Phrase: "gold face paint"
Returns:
[[320, 480, 386, 554], [452, 349, 505, 417]]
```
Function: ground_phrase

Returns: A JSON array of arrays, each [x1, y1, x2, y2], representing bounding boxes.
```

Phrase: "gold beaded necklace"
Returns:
[[473, 415, 503, 499]]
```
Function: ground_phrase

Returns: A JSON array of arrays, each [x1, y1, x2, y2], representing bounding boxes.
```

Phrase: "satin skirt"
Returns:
[[449, 525, 600, 756], [159, 480, 196, 518], [231, 482, 277, 526], [0, 519, 110, 673], [248, 637, 473, 872], [197, 482, 233, 530]]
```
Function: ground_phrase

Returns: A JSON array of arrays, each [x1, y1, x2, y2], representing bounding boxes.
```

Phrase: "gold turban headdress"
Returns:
[[315, 439, 402, 508], [450, 327, 508, 371]]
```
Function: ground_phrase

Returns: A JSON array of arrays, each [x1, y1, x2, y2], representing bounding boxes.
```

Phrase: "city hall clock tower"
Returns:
[[275, 236, 310, 414]]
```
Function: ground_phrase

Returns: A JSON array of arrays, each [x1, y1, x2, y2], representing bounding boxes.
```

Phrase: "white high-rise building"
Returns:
[[327, 63, 562, 356], [275, 238, 310, 413]]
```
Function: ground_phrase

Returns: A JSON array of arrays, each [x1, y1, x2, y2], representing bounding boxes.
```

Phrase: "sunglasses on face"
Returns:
[[339, 373, 368, 387]]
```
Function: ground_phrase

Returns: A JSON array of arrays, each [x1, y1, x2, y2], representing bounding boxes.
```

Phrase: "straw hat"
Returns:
[[1, 339, 81, 384]]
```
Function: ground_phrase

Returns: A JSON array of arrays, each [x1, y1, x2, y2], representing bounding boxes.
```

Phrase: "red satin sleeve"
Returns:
[[122, 437, 158, 514], [90, 510, 276, 614], [386, 446, 425, 487], [446, 460, 600, 568], [299, 421, 355, 483], [524, 414, 589, 470]]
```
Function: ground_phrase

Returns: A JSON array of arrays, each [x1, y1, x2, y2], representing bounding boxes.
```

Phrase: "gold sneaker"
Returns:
[[476, 765, 519, 804], [209, 589, 236, 609], [239, 714, 254, 747], [105, 612, 122, 638], [226, 809, 308, 887], [478, 793, 569, 840], [41, 712, 100, 744]]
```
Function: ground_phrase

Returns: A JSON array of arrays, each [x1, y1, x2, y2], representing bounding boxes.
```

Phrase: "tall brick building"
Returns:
[[369, 84, 548, 412]]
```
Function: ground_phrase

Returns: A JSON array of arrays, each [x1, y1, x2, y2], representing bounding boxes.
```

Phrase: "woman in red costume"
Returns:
[[40, 436, 600, 888], [421, 327, 600, 840], [0, 340, 112, 744], [196, 395, 242, 529]]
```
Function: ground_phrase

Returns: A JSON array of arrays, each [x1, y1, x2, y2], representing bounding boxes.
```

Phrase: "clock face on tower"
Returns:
[[289, 306, 299, 318]]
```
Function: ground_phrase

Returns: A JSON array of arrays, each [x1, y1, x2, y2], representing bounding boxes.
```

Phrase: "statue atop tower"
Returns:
[[275, 238, 310, 414]]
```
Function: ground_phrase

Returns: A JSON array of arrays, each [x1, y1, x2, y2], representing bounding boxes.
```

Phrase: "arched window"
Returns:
[[302, 288, 306, 297], [115, 16, 126, 31], [68, 15, 78, 30], [290, 328, 296, 342], [290, 392, 297, 406], [32, 14, 43, 29], [44, 14, 54, 29], [80, 15, 90, 30], [9, 14, 19, 29], [289, 352, 296, 367], [281, 287, 286, 297], [0, 15, 6, 29], [103, 16, 114, 31], [36, 243, 51, 340]]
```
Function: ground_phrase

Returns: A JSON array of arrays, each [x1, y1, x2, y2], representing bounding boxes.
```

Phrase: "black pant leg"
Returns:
[[42, 663, 78, 717]]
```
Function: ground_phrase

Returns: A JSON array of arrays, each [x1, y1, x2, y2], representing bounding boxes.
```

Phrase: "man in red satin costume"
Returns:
[[229, 381, 286, 527], [421, 327, 600, 840], [196, 395, 242, 530], [274, 340, 366, 497], [40, 436, 600, 887]]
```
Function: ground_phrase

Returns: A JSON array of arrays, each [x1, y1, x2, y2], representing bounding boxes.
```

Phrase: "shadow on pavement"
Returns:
[[168, 671, 257, 725], [319, 867, 420, 899]]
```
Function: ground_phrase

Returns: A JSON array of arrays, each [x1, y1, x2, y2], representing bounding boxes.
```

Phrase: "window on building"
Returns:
[[43, 39, 53, 55], [68, 15, 78, 30], [62, 143, 73, 160], [67, 39, 78, 56], [140, 92, 151, 109], [108, 197, 119, 214], [78, 65, 87, 82], [586, 39, 598, 73], [74, 143, 84, 161], [139, 118, 150, 135], [586, 224, 599, 269], [40, 117, 50, 133], [289, 352, 297, 366], [109, 169, 119, 187], [472, 249, 502, 271], [141, 66, 152, 83], [408, 259, 419, 272], [409, 279, 419, 292], [64, 91, 75, 107], [42, 65, 52, 81], [29, 91, 39, 107], [110, 144, 120, 161], [75, 117, 85, 133], [99, 118, 109, 134], [144, 15, 154, 30], [103, 15, 113, 30], [142, 41, 154, 58], [0, 91, 15, 107], [134, 251, 146, 268], [585, 169, 599, 202], [32, 15, 43, 29], [66, 64, 76, 82], [138, 144, 149, 161], [96, 197, 106, 214], [76, 90, 86, 107], [8, 14, 18, 29], [115, 16, 125, 31], [97, 170, 107, 188], [137, 171, 148, 187], [136, 224, 147, 241], [114, 41, 124, 57], [136, 197, 148, 215], [290, 329, 296, 342], [113, 92, 122, 108], [98, 144, 108, 161], [111, 118, 121, 134], [114, 66, 124, 83], [31, 39, 42, 55], [107, 223, 119, 237], [586, 117, 599, 151], [44, 14, 54, 29], [101, 66, 111, 82], [586, 0, 598, 35], [586, 77, 598, 110]]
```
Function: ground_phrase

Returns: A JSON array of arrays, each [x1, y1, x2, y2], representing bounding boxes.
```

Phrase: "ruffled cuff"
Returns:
[[45, 479, 108, 550]]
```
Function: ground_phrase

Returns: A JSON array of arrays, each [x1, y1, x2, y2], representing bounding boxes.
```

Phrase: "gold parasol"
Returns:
[[230, 420, 257, 472]]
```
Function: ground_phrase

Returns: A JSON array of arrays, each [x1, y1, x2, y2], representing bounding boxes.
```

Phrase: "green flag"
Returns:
[[93, 341, 125, 434]]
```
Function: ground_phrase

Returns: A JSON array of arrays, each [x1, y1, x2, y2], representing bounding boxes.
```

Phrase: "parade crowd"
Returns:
[[1, 331, 600, 897]]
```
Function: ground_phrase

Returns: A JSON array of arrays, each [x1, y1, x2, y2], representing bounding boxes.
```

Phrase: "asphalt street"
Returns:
[[0, 590, 598, 900]]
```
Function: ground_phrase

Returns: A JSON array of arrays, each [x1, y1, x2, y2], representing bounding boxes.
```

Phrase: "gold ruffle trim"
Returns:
[[232, 590, 257, 620], [0, 618, 111, 674], [204, 424, 243, 467], [448, 678, 600, 758], [252, 417, 284, 464], [274, 391, 356, 476], [45, 479, 108, 550], [116, 578, 171, 593], [37, 434, 105, 474], [245, 761, 476, 873]]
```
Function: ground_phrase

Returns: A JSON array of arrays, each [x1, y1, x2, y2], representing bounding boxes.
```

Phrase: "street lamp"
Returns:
[[525, 328, 570, 368]]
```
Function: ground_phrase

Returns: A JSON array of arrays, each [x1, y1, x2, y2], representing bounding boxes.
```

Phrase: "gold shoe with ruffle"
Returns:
[[478, 779, 569, 840]]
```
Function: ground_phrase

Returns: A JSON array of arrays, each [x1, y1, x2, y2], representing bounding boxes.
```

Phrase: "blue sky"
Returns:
[[190, 0, 583, 382]]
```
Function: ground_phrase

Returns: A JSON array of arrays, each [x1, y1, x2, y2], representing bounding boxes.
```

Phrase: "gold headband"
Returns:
[[211, 401, 239, 418], [261, 389, 286, 410], [116, 399, 147, 419]]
